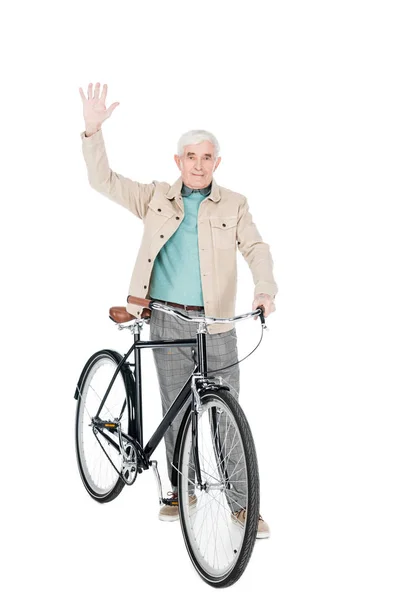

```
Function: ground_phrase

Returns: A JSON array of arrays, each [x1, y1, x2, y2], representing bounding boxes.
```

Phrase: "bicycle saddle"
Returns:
[[109, 306, 151, 324]]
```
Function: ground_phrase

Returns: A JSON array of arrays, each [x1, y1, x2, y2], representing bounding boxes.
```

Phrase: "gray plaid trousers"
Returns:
[[149, 301, 245, 512]]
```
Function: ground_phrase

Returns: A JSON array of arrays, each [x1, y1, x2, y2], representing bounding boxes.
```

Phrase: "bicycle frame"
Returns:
[[75, 317, 230, 487]]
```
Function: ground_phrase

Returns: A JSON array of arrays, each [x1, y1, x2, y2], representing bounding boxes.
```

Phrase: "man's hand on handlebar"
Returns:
[[252, 293, 276, 321]]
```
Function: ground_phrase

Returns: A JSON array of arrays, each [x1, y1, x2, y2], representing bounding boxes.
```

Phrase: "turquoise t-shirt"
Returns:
[[149, 182, 211, 305]]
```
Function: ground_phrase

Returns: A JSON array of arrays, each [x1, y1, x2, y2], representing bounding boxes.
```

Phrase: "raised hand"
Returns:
[[79, 82, 120, 133]]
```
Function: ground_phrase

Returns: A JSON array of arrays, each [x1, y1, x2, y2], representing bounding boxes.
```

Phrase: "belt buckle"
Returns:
[[160, 299, 190, 310]]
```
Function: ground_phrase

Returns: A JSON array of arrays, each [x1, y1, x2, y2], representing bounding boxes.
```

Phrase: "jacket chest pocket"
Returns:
[[209, 216, 237, 249], [145, 203, 175, 235]]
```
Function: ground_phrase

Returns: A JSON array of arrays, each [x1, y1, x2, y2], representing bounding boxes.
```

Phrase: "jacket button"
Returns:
[[222, 223, 226, 227], [144, 285, 147, 289], [238, 241, 240, 245], [157, 208, 161, 212], [160, 234, 164, 238], [148, 258, 151, 262], [176, 216, 180, 220]]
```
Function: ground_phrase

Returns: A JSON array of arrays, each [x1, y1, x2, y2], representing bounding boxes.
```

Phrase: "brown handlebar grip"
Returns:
[[127, 295, 151, 308]]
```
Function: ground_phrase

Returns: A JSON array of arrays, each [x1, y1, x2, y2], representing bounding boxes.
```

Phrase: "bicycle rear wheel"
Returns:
[[178, 389, 260, 587], [75, 350, 133, 502]]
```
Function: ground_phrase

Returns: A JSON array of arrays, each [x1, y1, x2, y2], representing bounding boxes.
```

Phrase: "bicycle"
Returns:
[[74, 295, 268, 587]]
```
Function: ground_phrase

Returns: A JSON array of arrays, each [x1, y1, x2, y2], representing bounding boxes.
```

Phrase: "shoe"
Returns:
[[231, 508, 270, 539], [158, 491, 197, 522]]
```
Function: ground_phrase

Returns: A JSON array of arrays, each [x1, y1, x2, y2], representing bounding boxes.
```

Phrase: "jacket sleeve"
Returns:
[[236, 197, 278, 299], [80, 129, 155, 220]]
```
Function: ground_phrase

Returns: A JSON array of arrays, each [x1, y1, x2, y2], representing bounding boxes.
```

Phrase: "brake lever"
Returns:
[[257, 306, 268, 330]]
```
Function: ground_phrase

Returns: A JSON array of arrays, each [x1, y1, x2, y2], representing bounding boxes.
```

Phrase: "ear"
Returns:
[[174, 154, 182, 170], [214, 156, 222, 171]]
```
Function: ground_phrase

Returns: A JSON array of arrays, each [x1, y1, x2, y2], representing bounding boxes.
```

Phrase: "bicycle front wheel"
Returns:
[[75, 350, 133, 503], [178, 389, 260, 587]]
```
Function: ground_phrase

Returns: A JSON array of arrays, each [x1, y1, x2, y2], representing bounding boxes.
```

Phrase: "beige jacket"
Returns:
[[80, 129, 278, 334]]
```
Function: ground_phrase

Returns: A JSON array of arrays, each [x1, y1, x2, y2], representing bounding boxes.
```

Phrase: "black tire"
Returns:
[[177, 388, 260, 587], [75, 349, 134, 503]]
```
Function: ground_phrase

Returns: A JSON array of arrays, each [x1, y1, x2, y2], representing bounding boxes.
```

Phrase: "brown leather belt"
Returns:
[[150, 297, 204, 311]]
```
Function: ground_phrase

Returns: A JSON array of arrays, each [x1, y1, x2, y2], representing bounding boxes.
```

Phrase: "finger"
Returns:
[[106, 102, 120, 118], [78, 87, 86, 101], [87, 82, 93, 99], [93, 82, 100, 99], [100, 83, 108, 103]]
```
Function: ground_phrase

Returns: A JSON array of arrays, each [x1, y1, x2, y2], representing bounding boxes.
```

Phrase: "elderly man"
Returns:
[[79, 82, 278, 539]]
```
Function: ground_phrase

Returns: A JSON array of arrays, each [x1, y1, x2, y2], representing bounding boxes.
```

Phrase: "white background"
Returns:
[[2, 0, 399, 597]]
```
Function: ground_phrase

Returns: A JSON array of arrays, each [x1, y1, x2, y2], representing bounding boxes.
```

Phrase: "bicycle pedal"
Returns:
[[91, 417, 119, 429], [92, 417, 119, 430], [162, 497, 179, 506]]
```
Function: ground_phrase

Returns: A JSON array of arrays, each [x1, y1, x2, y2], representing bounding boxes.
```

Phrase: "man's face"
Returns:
[[174, 140, 221, 189]]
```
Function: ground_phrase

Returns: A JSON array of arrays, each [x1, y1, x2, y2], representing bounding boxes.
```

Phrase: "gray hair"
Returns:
[[177, 129, 220, 159]]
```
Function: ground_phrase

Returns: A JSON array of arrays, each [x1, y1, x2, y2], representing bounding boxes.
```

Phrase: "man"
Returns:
[[79, 82, 278, 539]]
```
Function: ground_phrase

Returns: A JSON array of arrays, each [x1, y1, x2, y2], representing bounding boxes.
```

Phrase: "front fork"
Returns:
[[190, 373, 208, 490], [190, 374, 230, 491]]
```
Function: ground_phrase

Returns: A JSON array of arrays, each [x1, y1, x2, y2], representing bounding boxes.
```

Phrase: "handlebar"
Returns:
[[148, 300, 266, 327]]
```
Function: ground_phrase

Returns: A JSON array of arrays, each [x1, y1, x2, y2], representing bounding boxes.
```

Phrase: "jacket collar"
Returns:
[[165, 176, 221, 203], [181, 182, 212, 197]]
